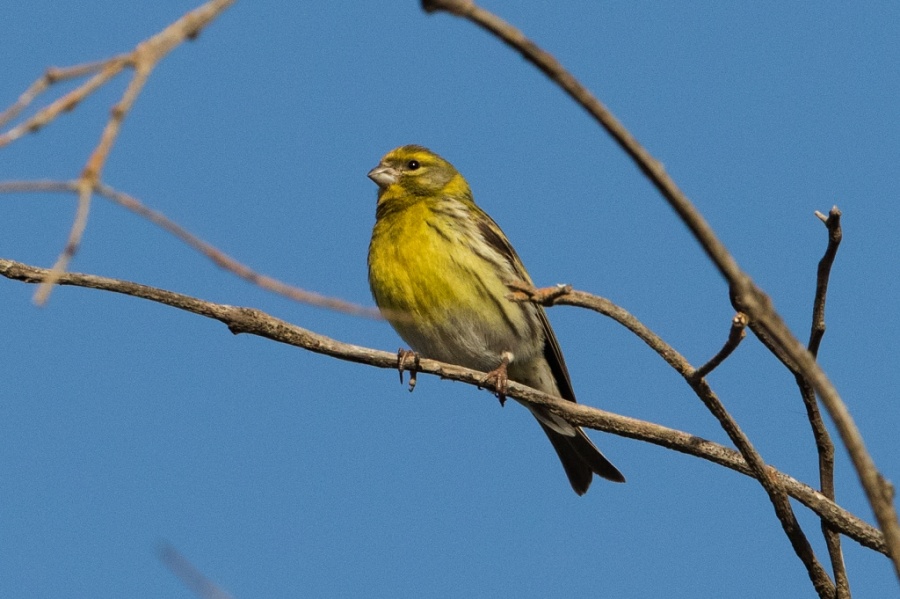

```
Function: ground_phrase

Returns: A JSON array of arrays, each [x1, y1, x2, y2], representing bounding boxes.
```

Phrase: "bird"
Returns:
[[366, 144, 624, 494]]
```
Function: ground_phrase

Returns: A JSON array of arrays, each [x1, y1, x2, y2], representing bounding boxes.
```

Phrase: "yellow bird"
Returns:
[[367, 145, 624, 494]]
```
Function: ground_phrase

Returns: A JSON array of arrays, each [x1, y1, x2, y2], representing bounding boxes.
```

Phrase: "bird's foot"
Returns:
[[479, 352, 512, 406], [397, 348, 420, 392], [506, 280, 572, 305]]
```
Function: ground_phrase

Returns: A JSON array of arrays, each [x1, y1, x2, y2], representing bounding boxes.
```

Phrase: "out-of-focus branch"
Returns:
[[0, 0, 236, 305], [159, 544, 235, 599], [0, 256, 886, 556], [0, 58, 128, 133], [422, 0, 900, 582], [0, 179, 381, 318]]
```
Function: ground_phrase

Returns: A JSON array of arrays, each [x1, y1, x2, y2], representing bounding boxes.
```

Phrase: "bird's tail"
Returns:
[[538, 422, 625, 495]]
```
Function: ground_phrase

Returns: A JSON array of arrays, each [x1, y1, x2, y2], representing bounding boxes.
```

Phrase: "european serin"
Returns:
[[367, 145, 624, 494]]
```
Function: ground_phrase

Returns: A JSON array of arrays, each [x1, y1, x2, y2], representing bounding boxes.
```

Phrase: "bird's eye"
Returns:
[[406, 160, 420, 170]]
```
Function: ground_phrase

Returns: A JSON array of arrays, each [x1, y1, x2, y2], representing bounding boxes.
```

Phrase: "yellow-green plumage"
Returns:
[[367, 145, 624, 494]]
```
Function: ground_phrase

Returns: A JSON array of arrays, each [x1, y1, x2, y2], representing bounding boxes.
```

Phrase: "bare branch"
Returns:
[[514, 285, 833, 596], [0, 57, 130, 142], [423, 0, 900, 579], [508, 283, 693, 376], [33, 178, 94, 305], [689, 374, 834, 596], [0, 256, 885, 557], [0, 179, 381, 318], [803, 207, 849, 597], [159, 544, 235, 599], [810, 207, 842, 359], [0, 0, 236, 305], [693, 313, 748, 380]]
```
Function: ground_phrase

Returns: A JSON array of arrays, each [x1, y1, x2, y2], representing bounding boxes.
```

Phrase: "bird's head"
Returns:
[[368, 145, 470, 199]]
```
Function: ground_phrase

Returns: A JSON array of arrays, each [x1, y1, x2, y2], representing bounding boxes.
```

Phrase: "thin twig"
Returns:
[[0, 57, 131, 144], [746, 208, 848, 595], [0, 255, 886, 556], [0, 0, 237, 305], [159, 544, 235, 599], [95, 183, 381, 318], [0, 179, 382, 317], [803, 207, 849, 597], [31, 54, 141, 303], [508, 282, 693, 376], [810, 207, 843, 357], [513, 284, 834, 596], [423, 0, 900, 582], [689, 379, 834, 596], [693, 313, 748, 380]]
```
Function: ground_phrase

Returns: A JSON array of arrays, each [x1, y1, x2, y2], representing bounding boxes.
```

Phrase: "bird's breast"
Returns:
[[368, 202, 541, 369]]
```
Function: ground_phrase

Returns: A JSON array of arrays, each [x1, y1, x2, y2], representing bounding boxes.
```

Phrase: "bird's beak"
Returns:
[[367, 164, 399, 188]]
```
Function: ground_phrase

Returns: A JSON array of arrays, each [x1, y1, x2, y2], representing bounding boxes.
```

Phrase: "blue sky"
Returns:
[[2, 2, 898, 597]]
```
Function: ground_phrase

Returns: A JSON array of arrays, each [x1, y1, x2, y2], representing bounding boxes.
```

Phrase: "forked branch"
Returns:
[[422, 0, 900, 583], [0, 257, 885, 558], [512, 285, 832, 596], [0, 0, 236, 305]]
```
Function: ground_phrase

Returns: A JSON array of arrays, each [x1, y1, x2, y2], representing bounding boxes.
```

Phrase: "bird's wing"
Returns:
[[475, 212, 577, 402]]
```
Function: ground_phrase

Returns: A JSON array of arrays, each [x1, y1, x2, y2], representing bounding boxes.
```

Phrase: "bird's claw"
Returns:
[[506, 281, 572, 305], [479, 353, 511, 406], [397, 349, 420, 392]]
